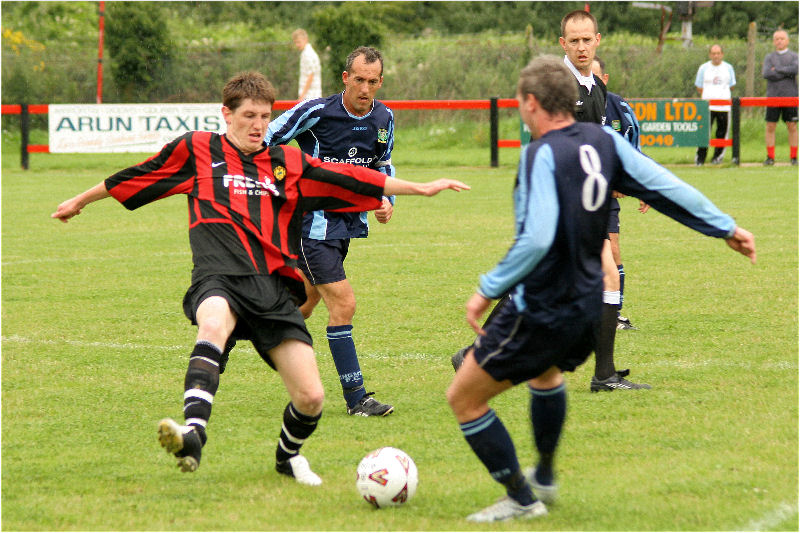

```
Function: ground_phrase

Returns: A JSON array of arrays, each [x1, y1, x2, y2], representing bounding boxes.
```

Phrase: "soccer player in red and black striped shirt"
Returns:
[[52, 71, 469, 484]]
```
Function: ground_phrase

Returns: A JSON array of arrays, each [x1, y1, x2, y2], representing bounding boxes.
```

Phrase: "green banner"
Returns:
[[519, 98, 711, 148], [629, 98, 710, 147], [520, 120, 531, 146]]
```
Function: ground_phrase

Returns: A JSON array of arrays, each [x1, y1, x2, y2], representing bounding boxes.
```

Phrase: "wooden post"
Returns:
[[97, 1, 105, 104], [656, 6, 673, 55], [746, 21, 757, 97]]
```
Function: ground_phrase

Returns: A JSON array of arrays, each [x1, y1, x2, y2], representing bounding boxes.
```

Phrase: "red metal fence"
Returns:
[[3, 97, 797, 169]]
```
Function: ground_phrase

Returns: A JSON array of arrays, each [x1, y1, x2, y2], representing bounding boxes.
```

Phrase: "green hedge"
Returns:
[[3, 28, 778, 107]]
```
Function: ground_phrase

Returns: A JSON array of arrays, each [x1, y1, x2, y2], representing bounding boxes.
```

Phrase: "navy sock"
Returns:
[[529, 382, 567, 486], [618, 263, 625, 312], [327, 325, 365, 408], [460, 410, 534, 505]]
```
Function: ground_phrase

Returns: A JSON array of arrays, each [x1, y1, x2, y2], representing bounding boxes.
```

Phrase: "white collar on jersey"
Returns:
[[563, 55, 596, 93]]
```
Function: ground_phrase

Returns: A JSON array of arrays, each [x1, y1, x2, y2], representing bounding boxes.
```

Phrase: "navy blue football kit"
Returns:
[[265, 91, 397, 414], [473, 122, 735, 383], [265, 92, 395, 240]]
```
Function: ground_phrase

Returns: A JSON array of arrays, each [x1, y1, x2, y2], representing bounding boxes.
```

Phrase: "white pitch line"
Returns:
[[1, 250, 191, 267], [3, 336, 796, 368], [737, 502, 798, 532], [1, 335, 445, 361], [1, 334, 188, 352]]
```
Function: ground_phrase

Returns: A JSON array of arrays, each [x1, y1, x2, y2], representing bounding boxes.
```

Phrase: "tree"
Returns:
[[106, 2, 172, 102], [311, 3, 386, 92]]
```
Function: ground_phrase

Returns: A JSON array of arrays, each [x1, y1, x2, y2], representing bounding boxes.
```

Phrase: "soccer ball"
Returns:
[[356, 447, 418, 508]]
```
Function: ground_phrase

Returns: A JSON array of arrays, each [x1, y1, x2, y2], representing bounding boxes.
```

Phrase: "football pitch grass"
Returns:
[[1, 153, 797, 531]]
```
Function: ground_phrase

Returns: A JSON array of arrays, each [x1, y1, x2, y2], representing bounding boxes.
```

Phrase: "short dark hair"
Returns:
[[593, 55, 606, 75], [222, 71, 276, 111], [561, 10, 599, 36], [518, 55, 578, 117], [345, 46, 384, 76]]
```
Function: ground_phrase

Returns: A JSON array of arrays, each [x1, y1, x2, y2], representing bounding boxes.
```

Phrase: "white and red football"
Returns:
[[355, 447, 418, 508]]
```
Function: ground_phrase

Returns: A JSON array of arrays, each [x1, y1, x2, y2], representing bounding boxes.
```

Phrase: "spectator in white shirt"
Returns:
[[694, 44, 736, 165], [292, 29, 322, 101]]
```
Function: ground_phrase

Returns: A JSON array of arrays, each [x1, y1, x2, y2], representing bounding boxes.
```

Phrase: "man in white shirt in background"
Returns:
[[292, 29, 322, 101], [694, 44, 736, 165]]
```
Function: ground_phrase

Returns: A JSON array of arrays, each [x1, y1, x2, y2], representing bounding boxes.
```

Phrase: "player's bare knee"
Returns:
[[329, 302, 356, 324], [292, 386, 324, 416], [445, 384, 459, 410], [530, 367, 563, 390], [446, 383, 471, 416], [197, 317, 229, 344]]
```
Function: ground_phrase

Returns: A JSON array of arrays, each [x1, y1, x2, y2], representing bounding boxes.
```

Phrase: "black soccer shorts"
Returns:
[[766, 106, 799, 123], [183, 274, 313, 369]]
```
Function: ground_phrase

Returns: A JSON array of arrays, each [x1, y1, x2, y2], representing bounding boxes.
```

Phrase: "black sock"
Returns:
[[594, 303, 618, 380], [276, 402, 321, 464], [183, 341, 221, 438], [617, 264, 625, 312], [529, 382, 566, 485]]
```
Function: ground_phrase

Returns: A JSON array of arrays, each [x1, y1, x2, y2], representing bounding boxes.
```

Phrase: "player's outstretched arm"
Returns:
[[51, 182, 111, 223], [383, 177, 470, 197], [725, 227, 757, 264]]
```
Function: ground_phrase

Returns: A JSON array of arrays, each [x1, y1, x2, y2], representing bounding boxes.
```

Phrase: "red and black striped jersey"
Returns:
[[105, 131, 385, 284]]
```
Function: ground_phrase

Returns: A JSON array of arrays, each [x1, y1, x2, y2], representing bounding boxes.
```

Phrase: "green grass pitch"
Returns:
[[1, 152, 797, 531]]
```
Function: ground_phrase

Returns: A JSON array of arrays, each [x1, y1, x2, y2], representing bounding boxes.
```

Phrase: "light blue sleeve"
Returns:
[[620, 100, 641, 150], [728, 63, 737, 87], [605, 128, 736, 237], [695, 64, 705, 88], [478, 144, 559, 299], [264, 101, 324, 146]]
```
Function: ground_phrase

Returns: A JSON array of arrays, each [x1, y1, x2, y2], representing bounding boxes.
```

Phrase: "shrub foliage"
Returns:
[[1, 1, 796, 110], [311, 3, 385, 92], [105, 2, 172, 102]]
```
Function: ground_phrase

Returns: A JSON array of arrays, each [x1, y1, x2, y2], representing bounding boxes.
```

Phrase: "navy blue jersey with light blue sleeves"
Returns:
[[479, 122, 736, 323], [605, 91, 640, 150], [264, 92, 395, 240]]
